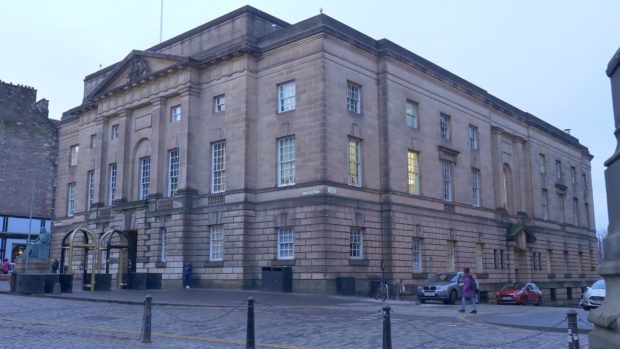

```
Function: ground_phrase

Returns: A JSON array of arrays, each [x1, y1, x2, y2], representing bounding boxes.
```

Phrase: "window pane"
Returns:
[[406, 102, 418, 128], [214, 95, 226, 113], [212, 141, 226, 193], [442, 160, 452, 201], [278, 82, 295, 113], [348, 138, 361, 186], [278, 228, 294, 259], [347, 84, 361, 113], [168, 149, 179, 197], [140, 157, 151, 200], [413, 238, 422, 272], [109, 163, 117, 206], [278, 136, 295, 186], [87, 170, 95, 210], [210, 225, 224, 261], [408, 151, 419, 194], [350, 229, 363, 258]]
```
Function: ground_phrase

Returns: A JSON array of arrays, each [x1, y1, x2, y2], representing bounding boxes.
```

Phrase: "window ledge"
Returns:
[[204, 261, 224, 268], [349, 259, 369, 266]]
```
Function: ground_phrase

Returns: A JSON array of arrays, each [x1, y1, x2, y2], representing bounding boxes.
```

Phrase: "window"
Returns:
[[350, 228, 363, 258], [213, 95, 225, 113], [439, 113, 450, 140], [541, 189, 549, 220], [168, 149, 179, 197], [277, 228, 294, 260], [570, 166, 577, 185], [111, 124, 120, 140], [87, 170, 95, 210], [441, 160, 453, 201], [160, 227, 167, 262], [578, 252, 584, 273], [475, 243, 484, 272], [500, 249, 505, 269], [277, 136, 295, 187], [494, 249, 499, 269], [139, 157, 151, 200], [70, 145, 79, 166], [277, 81, 295, 113], [555, 160, 562, 180], [468, 125, 479, 150], [406, 101, 418, 129], [90, 134, 97, 149], [585, 202, 590, 229], [539, 154, 546, 174], [546, 249, 553, 273], [108, 163, 117, 206], [210, 225, 224, 261], [447, 241, 455, 271], [348, 138, 362, 186], [407, 150, 419, 194], [557, 193, 565, 223], [532, 252, 542, 270], [170, 105, 181, 123], [347, 83, 361, 113], [413, 238, 422, 272], [471, 168, 481, 207], [572, 198, 579, 225], [211, 141, 226, 193], [67, 182, 76, 217]]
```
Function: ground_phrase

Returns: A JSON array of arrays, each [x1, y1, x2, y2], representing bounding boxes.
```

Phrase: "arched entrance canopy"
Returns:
[[60, 227, 97, 291], [97, 229, 133, 288]]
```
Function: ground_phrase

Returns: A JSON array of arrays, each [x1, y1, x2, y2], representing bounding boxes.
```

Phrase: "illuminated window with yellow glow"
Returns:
[[407, 150, 419, 194], [348, 138, 361, 186]]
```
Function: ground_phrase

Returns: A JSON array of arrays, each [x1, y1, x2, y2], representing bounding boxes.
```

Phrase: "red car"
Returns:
[[496, 282, 542, 305]]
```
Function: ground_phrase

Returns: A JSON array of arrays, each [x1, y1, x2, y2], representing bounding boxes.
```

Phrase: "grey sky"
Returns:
[[1, 0, 617, 230]]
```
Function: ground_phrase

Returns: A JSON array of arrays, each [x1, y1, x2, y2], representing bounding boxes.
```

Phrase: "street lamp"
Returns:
[[24, 142, 49, 273]]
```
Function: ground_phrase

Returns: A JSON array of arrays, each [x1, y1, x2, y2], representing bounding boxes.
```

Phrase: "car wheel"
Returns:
[[419, 299, 426, 304], [448, 290, 457, 305], [535, 297, 541, 306]]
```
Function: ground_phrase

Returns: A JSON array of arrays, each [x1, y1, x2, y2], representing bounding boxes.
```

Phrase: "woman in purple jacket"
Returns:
[[459, 267, 477, 314]]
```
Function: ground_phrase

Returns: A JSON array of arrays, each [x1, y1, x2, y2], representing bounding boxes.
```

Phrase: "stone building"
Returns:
[[52, 6, 597, 301], [0, 80, 57, 262]]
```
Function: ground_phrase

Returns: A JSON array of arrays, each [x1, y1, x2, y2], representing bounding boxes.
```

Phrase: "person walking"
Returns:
[[2, 259, 9, 274], [459, 267, 478, 314], [183, 261, 193, 289]]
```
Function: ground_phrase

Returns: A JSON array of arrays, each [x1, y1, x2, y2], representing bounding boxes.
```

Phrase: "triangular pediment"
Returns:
[[87, 50, 190, 99]]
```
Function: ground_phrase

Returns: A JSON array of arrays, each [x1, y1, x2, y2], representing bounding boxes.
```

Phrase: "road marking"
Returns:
[[0, 316, 316, 349]]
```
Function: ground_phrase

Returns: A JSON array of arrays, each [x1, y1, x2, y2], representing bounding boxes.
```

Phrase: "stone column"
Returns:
[[589, 46, 620, 348]]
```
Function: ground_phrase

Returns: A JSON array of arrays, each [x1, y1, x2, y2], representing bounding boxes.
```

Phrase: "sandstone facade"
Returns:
[[53, 6, 597, 303]]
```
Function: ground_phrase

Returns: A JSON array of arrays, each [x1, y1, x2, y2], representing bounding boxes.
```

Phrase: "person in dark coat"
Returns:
[[51, 258, 59, 273], [459, 267, 477, 314], [183, 262, 193, 289]]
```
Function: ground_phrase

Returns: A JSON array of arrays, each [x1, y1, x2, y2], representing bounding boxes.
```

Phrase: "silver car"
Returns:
[[580, 279, 605, 310], [416, 272, 478, 304]]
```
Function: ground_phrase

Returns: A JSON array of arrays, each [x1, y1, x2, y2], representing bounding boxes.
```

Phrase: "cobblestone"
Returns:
[[0, 294, 589, 348]]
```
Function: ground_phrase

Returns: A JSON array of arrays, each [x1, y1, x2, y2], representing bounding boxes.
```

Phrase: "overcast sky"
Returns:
[[1, 0, 618, 231]]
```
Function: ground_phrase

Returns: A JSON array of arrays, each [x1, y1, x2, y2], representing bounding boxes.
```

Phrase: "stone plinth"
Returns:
[[14, 257, 50, 273]]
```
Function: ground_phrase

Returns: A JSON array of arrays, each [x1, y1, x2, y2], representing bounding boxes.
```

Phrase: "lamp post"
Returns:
[[24, 142, 48, 273], [588, 46, 620, 348]]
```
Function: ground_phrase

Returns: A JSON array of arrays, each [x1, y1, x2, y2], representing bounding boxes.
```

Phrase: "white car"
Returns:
[[579, 279, 606, 310]]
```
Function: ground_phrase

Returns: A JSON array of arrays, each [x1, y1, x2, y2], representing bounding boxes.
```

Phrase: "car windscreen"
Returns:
[[428, 273, 457, 282], [592, 280, 605, 289], [501, 283, 525, 290]]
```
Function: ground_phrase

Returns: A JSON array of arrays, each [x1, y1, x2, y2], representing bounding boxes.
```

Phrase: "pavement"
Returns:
[[0, 281, 591, 349], [0, 279, 593, 334]]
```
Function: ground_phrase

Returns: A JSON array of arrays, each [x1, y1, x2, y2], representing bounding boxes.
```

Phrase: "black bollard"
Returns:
[[383, 305, 392, 349], [566, 309, 580, 349], [246, 297, 255, 349], [141, 295, 152, 344]]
